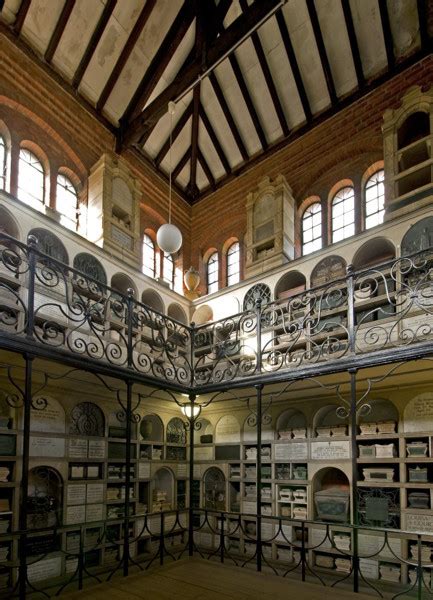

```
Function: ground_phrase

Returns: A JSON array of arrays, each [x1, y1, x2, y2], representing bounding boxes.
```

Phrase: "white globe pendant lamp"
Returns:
[[157, 101, 182, 254]]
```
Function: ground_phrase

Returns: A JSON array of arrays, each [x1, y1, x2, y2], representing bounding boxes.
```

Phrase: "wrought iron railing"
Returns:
[[0, 233, 433, 390]]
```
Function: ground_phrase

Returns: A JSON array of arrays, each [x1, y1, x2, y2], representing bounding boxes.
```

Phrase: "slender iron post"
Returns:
[[255, 383, 263, 572], [78, 525, 84, 590], [349, 368, 359, 593], [126, 288, 134, 369], [220, 511, 225, 563], [19, 354, 33, 599], [188, 393, 196, 556], [301, 521, 306, 582], [160, 511, 164, 566], [26, 235, 38, 340], [255, 296, 263, 375], [417, 535, 423, 599], [346, 264, 356, 354], [190, 322, 195, 388], [122, 379, 133, 576]]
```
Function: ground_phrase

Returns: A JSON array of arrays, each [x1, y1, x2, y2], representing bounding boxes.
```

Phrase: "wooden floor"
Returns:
[[65, 558, 376, 600]]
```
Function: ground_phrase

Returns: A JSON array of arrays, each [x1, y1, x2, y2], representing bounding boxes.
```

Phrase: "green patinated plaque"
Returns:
[[365, 497, 389, 523]]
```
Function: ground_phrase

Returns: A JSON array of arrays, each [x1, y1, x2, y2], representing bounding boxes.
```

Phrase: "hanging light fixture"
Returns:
[[156, 101, 183, 254]]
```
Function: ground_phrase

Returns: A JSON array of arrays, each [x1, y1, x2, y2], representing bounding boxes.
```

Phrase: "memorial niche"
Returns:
[[166, 417, 186, 445], [73, 253, 107, 285], [27, 466, 63, 530], [69, 402, 105, 437], [140, 414, 163, 441], [401, 216, 433, 255], [203, 467, 226, 511], [313, 467, 350, 523], [29, 228, 68, 264]]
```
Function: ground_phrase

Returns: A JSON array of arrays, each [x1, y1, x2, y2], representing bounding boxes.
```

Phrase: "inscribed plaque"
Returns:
[[86, 483, 104, 504], [88, 440, 105, 459], [67, 484, 86, 506], [66, 505, 85, 525], [27, 556, 62, 583], [311, 440, 350, 460], [69, 439, 88, 458], [404, 393, 433, 433], [29, 436, 65, 457], [30, 397, 65, 434], [274, 442, 308, 460]]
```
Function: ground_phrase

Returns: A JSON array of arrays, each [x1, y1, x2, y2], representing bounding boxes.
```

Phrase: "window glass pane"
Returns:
[[56, 174, 78, 231], [332, 187, 355, 243], [365, 170, 385, 230], [163, 253, 174, 287], [0, 137, 5, 191], [18, 149, 44, 209], [302, 203, 322, 256], [142, 234, 155, 278], [207, 252, 219, 294], [227, 242, 240, 286]]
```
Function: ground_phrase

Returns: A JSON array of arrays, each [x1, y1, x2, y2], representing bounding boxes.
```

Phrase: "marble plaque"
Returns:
[[177, 464, 188, 477], [138, 462, 151, 479], [274, 442, 308, 460], [358, 533, 401, 558], [404, 393, 433, 433], [29, 436, 65, 457], [66, 505, 85, 525], [31, 397, 65, 434], [359, 558, 379, 580], [70, 465, 85, 479], [193, 465, 201, 478], [65, 557, 78, 574], [67, 484, 86, 506], [87, 465, 100, 478], [310, 527, 332, 549], [194, 447, 213, 460], [405, 513, 433, 534], [69, 439, 88, 458], [86, 503, 104, 522], [27, 556, 62, 583], [86, 483, 104, 504], [88, 440, 105, 458], [311, 440, 350, 460], [0, 434, 16, 456], [215, 415, 240, 443]]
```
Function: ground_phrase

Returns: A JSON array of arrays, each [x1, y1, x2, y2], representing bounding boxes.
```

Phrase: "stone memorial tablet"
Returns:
[[193, 465, 201, 478], [86, 483, 104, 504], [194, 447, 213, 460], [27, 556, 62, 583], [0, 434, 16, 456], [67, 484, 86, 506], [30, 436, 65, 457], [274, 442, 308, 460], [404, 393, 433, 433], [87, 465, 101, 479], [215, 415, 240, 443], [88, 440, 105, 458], [66, 504, 85, 525], [30, 397, 65, 434], [311, 440, 350, 460], [138, 462, 151, 479], [359, 559, 379, 580], [177, 464, 187, 477], [69, 439, 88, 458], [65, 557, 78, 574], [86, 503, 104, 522], [70, 465, 85, 479], [405, 513, 433, 535]]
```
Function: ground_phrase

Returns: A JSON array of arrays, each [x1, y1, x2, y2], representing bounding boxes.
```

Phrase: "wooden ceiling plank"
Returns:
[[229, 53, 268, 150], [341, 0, 365, 89], [378, 0, 395, 70], [198, 150, 215, 189], [72, 0, 117, 89], [239, 0, 289, 137], [13, 0, 31, 34], [172, 148, 191, 181], [199, 105, 231, 174], [154, 102, 193, 167], [121, 0, 197, 125], [306, 0, 337, 105], [189, 84, 201, 190], [121, 0, 281, 146], [209, 71, 249, 162], [96, 0, 156, 112], [44, 0, 76, 63]]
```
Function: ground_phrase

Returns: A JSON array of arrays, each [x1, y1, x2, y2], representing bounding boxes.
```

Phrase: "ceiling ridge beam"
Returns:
[[172, 148, 191, 181], [12, 0, 31, 34], [306, 0, 337, 106], [72, 0, 117, 89], [121, 0, 281, 147], [96, 0, 156, 112], [198, 149, 215, 190], [44, 0, 76, 63], [154, 102, 193, 167], [239, 0, 289, 137], [275, 10, 312, 122], [209, 72, 249, 162], [378, 0, 395, 70], [189, 83, 201, 197], [341, 0, 365, 89], [199, 105, 231, 175], [121, 0, 197, 125]]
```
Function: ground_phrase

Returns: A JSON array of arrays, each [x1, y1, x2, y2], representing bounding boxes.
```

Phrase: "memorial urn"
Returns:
[[184, 266, 200, 292]]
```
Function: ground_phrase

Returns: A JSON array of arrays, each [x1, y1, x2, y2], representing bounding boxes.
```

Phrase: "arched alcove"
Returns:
[[166, 417, 186, 445], [196, 418, 213, 444], [167, 303, 188, 324], [27, 466, 63, 529], [73, 253, 107, 285], [243, 283, 271, 311], [310, 256, 346, 287], [243, 414, 273, 442], [111, 272, 137, 297], [397, 111, 430, 149], [152, 467, 174, 510], [191, 304, 213, 325], [358, 399, 399, 430], [203, 467, 226, 511], [29, 228, 68, 264], [140, 414, 164, 442], [0, 205, 19, 240], [313, 467, 350, 523], [275, 271, 306, 300], [141, 289, 164, 313], [215, 415, 240, 443], [401, 216, 433, 255], [313, 405, 347, 438], [69, 402, 105, 437], [30, 396, 65, 434], [276, 408, 307, 439], [352, 238, 395, 270]]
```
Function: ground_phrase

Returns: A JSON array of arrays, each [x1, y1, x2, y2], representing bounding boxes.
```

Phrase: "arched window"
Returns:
[[18, 148, 45, 209], [56, 173, 78, 231], [331, 186, 355, 243], [142, 233, 156, 278], [207, 252, 219, 294], [227, 242, 240, 286], [365, 170, 385, 230], [162, 252, 174, 287], [0, 136, 5, 191], [302, 203, 322, 255]]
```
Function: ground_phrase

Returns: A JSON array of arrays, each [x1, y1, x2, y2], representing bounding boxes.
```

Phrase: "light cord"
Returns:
[[168, 102, 175, 225]]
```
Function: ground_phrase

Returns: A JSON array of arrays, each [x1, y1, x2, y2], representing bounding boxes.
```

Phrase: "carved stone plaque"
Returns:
[[66, 504, 86, 525], [311, 440, 350, 460], [86, 504, 104, 522], [177, 464, 188, 477], [88, 440, 105, 458], [30, 397, 65, 434], [274, 442, 308, 460], [138, 462, 151, 479], [215, 415, 240, 443], [86, 483, 104, 504], [404, 393, 433, 433], [194, 447, 213, 460], [67, 484, 86, 506], [69, 439, 88, 458], [405, 513, 433, 534], [29, 436, 65, 457], [27, 556, 62, 583]]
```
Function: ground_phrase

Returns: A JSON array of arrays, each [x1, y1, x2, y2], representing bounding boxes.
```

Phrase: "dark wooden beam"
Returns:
[[13, 0, 31, 34], [275, 10, 312, 121], [72, 0, 116, 89], [172, 148, 191, 181], [44, 0, 76, 63], [229, 53, 268, 150], [378, 0, 395, 70], [96, 0, 156, 112], [198, 150, 215, 189], [341, 0, 365, 89], [121, 0, 197, 125], [306, 0, 337, 105], [199, 105, 231, 174], [154, 102, 193, 167], [121, 0, 280, 146], [239, 0, 289, 137], [189, 84, 201, 190], [209, 71, 249, 162]]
